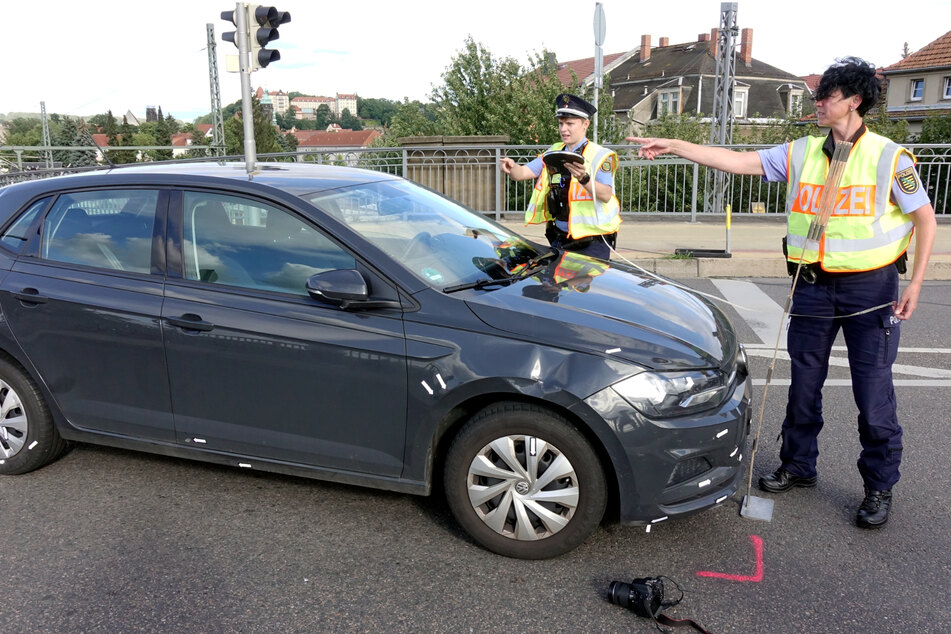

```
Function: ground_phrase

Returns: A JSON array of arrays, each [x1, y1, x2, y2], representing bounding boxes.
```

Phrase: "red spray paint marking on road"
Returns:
[[696, 535, 764, 582]]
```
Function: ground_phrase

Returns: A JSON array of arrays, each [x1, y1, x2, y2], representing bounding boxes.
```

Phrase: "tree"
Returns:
[[386, 99, 439, 139], [339, 108, 363, 131], [112, 120, 138, 164], [358, 97, 399, 127], [151, 108, 173, 161], [314, 104, 334, 129], [223, 96, 282, 156], [917, 112, 951, 143]]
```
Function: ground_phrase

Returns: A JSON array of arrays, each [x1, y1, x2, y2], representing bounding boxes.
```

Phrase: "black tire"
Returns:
[[444, 402, 607, 559], [0, 357, 66, 475]]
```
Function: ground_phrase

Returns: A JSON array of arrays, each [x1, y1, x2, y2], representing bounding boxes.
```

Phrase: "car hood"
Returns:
[[464, 257, 735, 371]]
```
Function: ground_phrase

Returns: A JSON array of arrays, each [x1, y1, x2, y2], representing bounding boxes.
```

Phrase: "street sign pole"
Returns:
[[593, 3, 605, 143]]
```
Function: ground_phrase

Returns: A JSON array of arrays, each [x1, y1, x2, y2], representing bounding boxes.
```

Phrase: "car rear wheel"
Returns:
[[0, 358, 66, 475], [444, 402, 606, 559]]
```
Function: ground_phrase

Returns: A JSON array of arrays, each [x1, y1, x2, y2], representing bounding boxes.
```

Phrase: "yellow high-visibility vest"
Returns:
[[525, 141, 621, 239], [785, 130, 914, 272]]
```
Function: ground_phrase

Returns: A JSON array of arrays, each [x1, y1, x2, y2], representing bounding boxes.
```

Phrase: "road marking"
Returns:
[[697, 535, 764, 582], [713, 279, 787, 347]]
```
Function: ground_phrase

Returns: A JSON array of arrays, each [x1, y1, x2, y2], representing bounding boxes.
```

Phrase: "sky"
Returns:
[[4, 0, 951, 122]]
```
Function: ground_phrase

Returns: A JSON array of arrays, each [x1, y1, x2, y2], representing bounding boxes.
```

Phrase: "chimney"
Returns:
[[698, 33, 709, 42], [640, 34, 651, 61], [659, 37, 669, 48], [740, 28, 753, 65], [710, 28, 719, 57]]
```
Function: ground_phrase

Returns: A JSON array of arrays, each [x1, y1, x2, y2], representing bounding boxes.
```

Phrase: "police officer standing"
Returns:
[[499, 94, 620, 260], [629, 57, 937, 529]]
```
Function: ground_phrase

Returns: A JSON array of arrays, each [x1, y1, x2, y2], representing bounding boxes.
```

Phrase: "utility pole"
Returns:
[[206, 24, 227, 157], [705, 2, 738, 216], [40, 101, 53, 168]]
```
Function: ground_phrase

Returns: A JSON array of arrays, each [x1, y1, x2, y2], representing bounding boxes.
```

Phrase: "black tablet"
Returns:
[[542, 150, 585, 170]]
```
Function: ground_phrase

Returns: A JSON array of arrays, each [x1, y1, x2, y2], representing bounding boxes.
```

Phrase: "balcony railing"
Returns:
[[3, 143, 949, 216]]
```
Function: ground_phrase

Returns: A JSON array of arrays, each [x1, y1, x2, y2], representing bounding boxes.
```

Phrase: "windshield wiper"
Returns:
[[442, 249, 559, 294], [442, 278, 513, 293]]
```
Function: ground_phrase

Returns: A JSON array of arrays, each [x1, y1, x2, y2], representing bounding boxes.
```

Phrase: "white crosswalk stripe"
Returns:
[[721, 280, 951, 387]]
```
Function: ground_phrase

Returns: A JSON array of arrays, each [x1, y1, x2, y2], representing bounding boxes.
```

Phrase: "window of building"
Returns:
[[910, 79, 924, 101], [733, 87, 749, 119], [789, 91, 804, 116], [658, 89, 681, 116], [943, 77, 951, 100]]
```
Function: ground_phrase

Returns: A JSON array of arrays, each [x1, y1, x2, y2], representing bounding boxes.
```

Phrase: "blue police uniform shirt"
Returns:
[[526, 140, 615, 232], [757, 142, 931, 213]]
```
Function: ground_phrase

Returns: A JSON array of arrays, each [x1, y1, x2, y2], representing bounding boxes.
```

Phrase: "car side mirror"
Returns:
[[306, 269, 401, 310]]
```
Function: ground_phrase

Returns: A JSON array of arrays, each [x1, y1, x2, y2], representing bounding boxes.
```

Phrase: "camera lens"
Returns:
[[608, 580, 633, 608]]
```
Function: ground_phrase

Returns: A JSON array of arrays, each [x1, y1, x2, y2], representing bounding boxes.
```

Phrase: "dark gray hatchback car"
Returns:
[[0, 162, 751, 558]]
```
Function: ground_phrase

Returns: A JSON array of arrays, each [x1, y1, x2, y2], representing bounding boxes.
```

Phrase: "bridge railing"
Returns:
[[3, 143, 949, 216]]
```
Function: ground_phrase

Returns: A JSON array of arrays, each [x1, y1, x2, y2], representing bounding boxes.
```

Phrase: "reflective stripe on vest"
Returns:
[[784, 132, 913, 272], [525, 141, 621, 239]]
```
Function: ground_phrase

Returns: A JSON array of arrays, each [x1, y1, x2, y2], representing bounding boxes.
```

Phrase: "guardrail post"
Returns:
[[691, 162, 699, 222], [402, 149, 408, 179], [494, 147, 502, 221]]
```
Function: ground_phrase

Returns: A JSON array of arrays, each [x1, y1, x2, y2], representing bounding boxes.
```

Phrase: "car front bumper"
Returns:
[[584, 373, 753, 524]]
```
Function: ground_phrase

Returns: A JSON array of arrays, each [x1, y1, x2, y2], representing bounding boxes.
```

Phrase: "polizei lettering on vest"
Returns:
[[792, 183, 876, 216]]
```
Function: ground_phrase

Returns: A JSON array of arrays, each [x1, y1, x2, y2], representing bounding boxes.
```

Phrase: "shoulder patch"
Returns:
[[600, 155, 616, 173], [896, 166, 920, 195]]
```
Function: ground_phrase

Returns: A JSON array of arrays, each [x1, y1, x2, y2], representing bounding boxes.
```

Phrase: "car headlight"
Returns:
[[613, 369, 730, 418]]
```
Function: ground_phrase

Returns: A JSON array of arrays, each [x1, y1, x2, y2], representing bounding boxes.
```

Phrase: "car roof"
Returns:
[[0, 161, 402, 200]]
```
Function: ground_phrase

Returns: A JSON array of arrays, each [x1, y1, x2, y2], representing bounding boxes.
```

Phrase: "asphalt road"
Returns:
[[1, 280, 949, 633]]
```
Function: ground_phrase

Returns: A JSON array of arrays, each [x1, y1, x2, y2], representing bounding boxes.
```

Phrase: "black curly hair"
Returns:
[[815, 56, 881, 117]]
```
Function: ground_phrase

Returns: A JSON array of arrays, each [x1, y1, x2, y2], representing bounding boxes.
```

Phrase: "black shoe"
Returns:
[[856, 487, 892, 529], [758, 467, 818, 493]]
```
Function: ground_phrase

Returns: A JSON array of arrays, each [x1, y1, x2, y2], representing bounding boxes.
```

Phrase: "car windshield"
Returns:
[[302, 180, 546, 289]]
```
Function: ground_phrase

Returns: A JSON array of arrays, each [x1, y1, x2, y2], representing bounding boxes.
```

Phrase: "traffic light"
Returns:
[[248, 5, 291, 70], [220, 9, 241, 47]]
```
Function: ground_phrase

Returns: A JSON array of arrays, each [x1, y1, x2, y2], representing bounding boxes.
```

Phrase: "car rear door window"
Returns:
[[182, 192, 355, 295], [41, 190, 158, 273], [0, 197, 49, 253]]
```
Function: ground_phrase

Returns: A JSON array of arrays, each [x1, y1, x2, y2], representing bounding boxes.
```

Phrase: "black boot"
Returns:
[[856, 487, 892, 529], [758, 467, 818, 493]]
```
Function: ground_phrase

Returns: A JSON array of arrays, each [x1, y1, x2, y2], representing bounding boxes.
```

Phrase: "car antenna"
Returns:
[[86, 131, 116, 168]]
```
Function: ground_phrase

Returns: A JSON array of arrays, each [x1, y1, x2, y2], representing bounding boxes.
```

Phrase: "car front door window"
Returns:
[[182, 192, 354, 295]]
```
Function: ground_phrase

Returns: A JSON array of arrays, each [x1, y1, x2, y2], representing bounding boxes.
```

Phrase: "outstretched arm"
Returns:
[[499, 157, 537, 182], [627, 136, 766, 176]]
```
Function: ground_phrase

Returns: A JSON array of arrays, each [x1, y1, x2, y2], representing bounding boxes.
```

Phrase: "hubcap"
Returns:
[[466, 435, 579, 541], [0, 380, 28, 459]]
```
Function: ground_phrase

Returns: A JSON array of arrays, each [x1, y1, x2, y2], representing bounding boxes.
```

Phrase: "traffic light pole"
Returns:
[[235, 3, 257, 172]]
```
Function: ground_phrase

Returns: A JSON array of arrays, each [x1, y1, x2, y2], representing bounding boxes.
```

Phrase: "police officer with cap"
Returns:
[[500, 93, 621, 260]]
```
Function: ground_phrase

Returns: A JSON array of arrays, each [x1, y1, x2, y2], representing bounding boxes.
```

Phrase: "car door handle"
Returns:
[[12, 288, 48, 305], [166, 314, 215, 332]]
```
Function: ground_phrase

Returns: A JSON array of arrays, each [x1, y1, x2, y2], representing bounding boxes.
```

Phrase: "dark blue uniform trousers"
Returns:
[[781, 265, 903, 491]]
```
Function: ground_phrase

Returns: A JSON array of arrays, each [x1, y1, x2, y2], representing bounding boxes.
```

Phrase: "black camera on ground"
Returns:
[[608, 576, 665, 618]]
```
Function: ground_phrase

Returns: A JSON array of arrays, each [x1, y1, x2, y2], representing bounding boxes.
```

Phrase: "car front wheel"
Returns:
[[0, 358, 66, 475], [444, 402, 607, 559]]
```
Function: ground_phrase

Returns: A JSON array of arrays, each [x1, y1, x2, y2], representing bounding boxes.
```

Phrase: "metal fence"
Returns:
[[3, 143, 950, 217]]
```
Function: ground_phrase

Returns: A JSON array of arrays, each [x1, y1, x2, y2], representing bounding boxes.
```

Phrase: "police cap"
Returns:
[[555, 93, 597, 119]]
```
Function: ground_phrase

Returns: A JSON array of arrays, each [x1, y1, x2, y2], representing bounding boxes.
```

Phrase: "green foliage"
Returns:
[[111, 121, 138, 164], [866, 102, 908, 143], [339, 108, 363, 131], [357, 97, 399, 127], [643, 113, 711, 145], [386, 99, 440, 140], [917, 112, 951, 143], [223, 96, 282, 156]]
